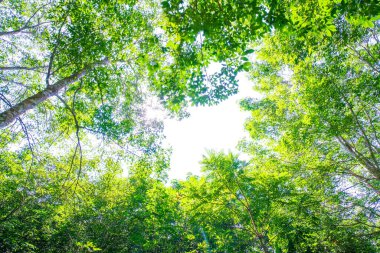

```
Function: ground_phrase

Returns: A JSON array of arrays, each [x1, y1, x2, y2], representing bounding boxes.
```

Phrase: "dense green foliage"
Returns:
[[1, 0, 379, 252]]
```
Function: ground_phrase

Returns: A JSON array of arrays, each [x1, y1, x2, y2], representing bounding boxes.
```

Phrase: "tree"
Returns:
[[1, 0, 380, 252], [0, 0, 242, 170], [237, 6, 380, 251], [162, 0, 378, 62], [0, 149, 89, 252], [242, 17, 380, 189], [179, 151, 380, 252], [44, 151, 198, 252]]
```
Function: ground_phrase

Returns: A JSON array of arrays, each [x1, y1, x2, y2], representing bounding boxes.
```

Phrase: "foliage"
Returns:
[[0, 0, 379, 252]]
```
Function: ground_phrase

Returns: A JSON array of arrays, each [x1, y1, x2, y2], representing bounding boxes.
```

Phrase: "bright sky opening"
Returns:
[[164, 73, 259, 180]]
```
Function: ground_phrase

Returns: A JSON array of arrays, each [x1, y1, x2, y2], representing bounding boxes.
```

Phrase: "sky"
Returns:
[[163, 73, 259, 180]]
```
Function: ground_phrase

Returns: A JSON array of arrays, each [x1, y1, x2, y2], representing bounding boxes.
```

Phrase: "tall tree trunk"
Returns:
[[0, 58, 109, 128]]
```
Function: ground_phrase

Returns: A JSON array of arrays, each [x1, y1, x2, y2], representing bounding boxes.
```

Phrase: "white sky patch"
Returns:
[[164, 73, 259, 180]]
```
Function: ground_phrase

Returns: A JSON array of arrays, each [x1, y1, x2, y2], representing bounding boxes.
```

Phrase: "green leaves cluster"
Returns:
[[1, 0, 380, 252]]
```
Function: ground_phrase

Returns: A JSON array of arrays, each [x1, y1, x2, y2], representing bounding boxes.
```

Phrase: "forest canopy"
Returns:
[[0, 0, 379, 252]]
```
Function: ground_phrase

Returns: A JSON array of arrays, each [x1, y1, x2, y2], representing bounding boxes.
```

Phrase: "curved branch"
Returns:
[[0, 3, 51, 37]]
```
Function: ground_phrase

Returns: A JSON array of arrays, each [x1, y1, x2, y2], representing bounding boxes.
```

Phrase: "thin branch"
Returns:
[[57, 80, 85, 195], [213, 169, 269, 253], [46, 17, 67, 86], [0, 21, 51, 37], [346, 170, 380, 195], [336, 136, 380, 180], [0, 38, 33, 57], [347, 45, 380, 75], [56, 95, 82, 188], [342, 94, 380, 170], [0, 66, 48, 71], [0, 93, 34, 155], [0, 3, 51, 37], [0, 77, 29, 88], [0, 93, 37, 187], [363, 108, 380, 148]]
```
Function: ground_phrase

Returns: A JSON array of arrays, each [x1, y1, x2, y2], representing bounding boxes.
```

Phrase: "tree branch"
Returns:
[[0, 58, 110, 128], [336, 136, 380, 180], [0, 21, 51, 37], [0, 66, 48, 71], [46, 16, 67, 86], [0, 3, 51, 37]]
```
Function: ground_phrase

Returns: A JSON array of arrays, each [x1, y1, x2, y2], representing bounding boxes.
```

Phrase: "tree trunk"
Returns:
[[0, 58, 109, 128]]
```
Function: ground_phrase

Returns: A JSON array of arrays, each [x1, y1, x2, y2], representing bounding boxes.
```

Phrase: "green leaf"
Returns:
[[242, 62, 252, 71], [243, 49, 255, 55]]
